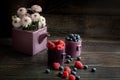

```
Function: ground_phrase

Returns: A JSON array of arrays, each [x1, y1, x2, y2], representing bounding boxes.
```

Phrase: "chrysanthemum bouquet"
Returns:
[[12, 5, 46, 30]]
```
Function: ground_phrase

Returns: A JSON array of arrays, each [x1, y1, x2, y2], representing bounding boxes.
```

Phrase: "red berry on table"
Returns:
[[74, 61, 83, 69], [53, 62, 60, 70], [62, 71, 69, 78], [64, 66, 71, 74], [69, 74, 76, 80]]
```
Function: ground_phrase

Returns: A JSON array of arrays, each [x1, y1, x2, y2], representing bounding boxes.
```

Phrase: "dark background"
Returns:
[[0, 0, 120, 39]]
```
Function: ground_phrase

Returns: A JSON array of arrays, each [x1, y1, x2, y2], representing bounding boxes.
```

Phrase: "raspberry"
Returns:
[[69, 74, 76, 80], [47, 41, 56, 49], [54, 40, 65, 47], [74, 61, 83, 69], [64, 66, 71, 74], [54, 40, 60, 45], [53, 62, 60, 70], [62, 71, 69, 78], [56, 44, 64, 50]]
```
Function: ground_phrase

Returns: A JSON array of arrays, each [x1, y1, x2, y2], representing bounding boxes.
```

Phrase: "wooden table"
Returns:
[[0, 38, 120, 80]]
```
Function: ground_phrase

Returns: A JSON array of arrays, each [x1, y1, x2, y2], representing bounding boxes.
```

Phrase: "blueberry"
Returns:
[[74, 34, 77, 37], [76, 75, 81, 80], [76, 37, 80, 42], [66, 55, 71, 59], [45, 69, 51, 73], [58, 71, 63, 77], [65, 36, 70, 41], [91, 67, 96, 72], [77, 35, 80, 38], [76, 56, 82, 61], [69, 38, 73, 41], [75, 39, 78, 42], [69, 58, 74, 61], [73, 67, 78, 72], [59, 66, 64, 71], [65, 59, 71, 64], [83, 65, 89, 70], [71, 71, 77, 76], [72, 37, 76, 42], [69, 34, 74, 37]]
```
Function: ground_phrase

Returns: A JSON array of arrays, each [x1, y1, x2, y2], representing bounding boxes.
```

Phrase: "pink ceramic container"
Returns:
[[65, 40, 82, 58], [48, 49, 66, 67], [12, 27, 48, 55]]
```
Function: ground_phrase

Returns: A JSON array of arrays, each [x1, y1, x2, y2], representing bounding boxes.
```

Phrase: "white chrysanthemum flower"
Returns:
[[24, 13, 31, 17], [38, 21, 42, 28], [40, 16, 46, 26], [31, 5, 42, 12], [31, 13, 41, 22], [12, 17, 21, 28], [17, 7, 27, 17], [21, 16, 32, 27]]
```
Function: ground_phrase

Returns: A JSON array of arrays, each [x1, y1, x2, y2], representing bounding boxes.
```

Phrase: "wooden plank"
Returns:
[[0, 39, 120, 80]]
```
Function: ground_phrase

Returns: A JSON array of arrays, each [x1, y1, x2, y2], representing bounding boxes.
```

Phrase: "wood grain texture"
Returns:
[[45, 14, 120, 39], [0, 38, 120, 80]]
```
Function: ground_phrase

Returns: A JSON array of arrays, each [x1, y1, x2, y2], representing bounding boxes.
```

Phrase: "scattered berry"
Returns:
[[74, 61, 83, 69], [62, 71, 69, 78], [76, 56, 82, 61], [76, 75, 81, 80], [59, 66, 64, 71], [66, 55, 71, 59], [91, 67, 96, 72], [71, 71, 77, 76], [69, 58, 74, 61], [69, 74, 76, 80], [58, 71, 63, 77], [73, 67, 78, 72], [53, 62, 60, 70], [45, 68, 51, 73], [83, 65, 89, 70], [66, 59, 71, 64], [64, 66, 71, 74]]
